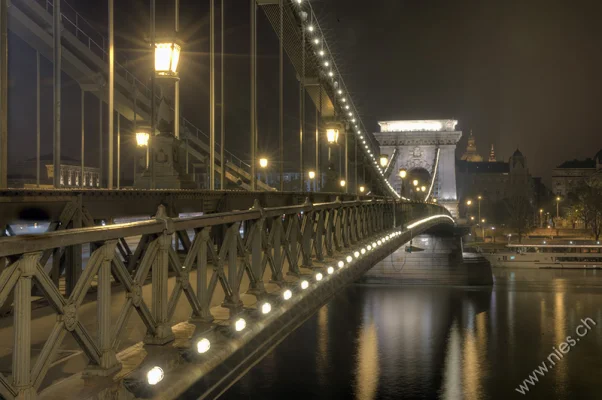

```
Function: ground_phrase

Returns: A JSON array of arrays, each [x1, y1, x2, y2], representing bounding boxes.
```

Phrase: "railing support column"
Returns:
[[196, 227, 213, 321], [86, 241, 121, 376], [145, 209, 175, 344], [13, 253, 38, 400], [249, 206, 265, 294]]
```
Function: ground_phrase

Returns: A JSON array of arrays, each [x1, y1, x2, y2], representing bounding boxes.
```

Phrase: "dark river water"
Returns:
[[222, 268, 602, 400]]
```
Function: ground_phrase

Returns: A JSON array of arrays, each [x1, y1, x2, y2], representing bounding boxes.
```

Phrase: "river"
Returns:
[[222, 268, 602, 399]]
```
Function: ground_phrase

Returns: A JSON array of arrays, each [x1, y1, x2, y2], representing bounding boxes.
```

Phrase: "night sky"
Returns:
[[7, 0, 602, 184]]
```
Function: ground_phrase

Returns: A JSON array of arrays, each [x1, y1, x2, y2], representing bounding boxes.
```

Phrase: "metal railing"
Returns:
[[32, 0, 251, 178], [0, 197, 449, 399]]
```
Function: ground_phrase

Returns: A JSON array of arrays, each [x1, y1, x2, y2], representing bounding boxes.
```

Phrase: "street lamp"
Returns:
[[308, 170, 316, 192], [154, 40, 182, 77], [420, 185, 426, 192], [136, 130, 150, 169], [340, 179, 346, 188], [413, 179, 419, 187], [539, 208, 543, 228], [259, 158, 268, 168], [556, 196, 561, 219], [326, 128, 339, 144], [379, 154, 388, 168], [399, 168, 407, 196], [466, 199, 472, 206], [477, 195, 482, 222], [359, 186, 365, 193]]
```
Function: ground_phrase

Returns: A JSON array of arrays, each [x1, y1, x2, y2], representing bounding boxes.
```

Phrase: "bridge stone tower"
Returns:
[[374, 120, 462, 218]]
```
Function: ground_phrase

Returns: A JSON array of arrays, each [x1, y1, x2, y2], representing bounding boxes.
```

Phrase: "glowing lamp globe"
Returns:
[[154, 40, 181, 76], [326, 128, 339, 144]]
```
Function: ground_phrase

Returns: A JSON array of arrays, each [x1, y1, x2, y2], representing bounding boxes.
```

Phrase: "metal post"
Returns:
[[316, 86, 320, 191], [174, 0, 180, 141], [355, 133, 358, 194], [116, 113, 120, 188], [150, 0, 156, 189], [220, 0, 225, 190], [299, 27, 305, 191], [53, 0, 62, 188], [250, 0, 256, 190], [99, 99, 102, 187], [36, 52, 40, 187], [209, 0, 215, 189], [81, 89, 84, 188], [345, 132, 349, 193], [279, 0, 283, 191], [108, 0, 114, 189], [0, 0, 6, 189], [133, 88, 137, 180]]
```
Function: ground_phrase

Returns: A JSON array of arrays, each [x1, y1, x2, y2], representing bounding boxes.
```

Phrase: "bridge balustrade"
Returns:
[[0, 196, 448, 399]]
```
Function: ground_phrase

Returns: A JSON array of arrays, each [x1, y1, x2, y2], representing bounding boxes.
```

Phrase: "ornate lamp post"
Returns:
[[308, 170, 316, 191], [399, 168, 407, 197], [259, 157, 268, 187]]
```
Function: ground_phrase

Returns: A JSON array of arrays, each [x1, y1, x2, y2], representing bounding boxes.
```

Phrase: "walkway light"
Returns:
[[413, 179, 419, 186], [372, 242, 377, 247], [147, 366, 164, 385], [379, 155, 388, 167], [307, 24, 314, 32], [234, 318, 246, 332], [259, 158, 268, 168], [261, 302, 272, 314], [155, 41, 181, 76], [313, 38, 320, 45], [315, 273, 323, 281], [301, 280, 309, 289], [328, 71, 334, 77], [466, 199, 472, 206], [367, 245, 372, 250], [421, 186, 426, 192], [319, 50, 325, 56], [327, 266, 334, 274], [324, 61, 330, 67], [326, 128, 339, 144], [340, 179, 346, 187], [337, 89, 343, 95], [196, 338, 211, 354], [346, 255, 353, 263], [283, 289, 292, 300], [361, 248, 366, 255], [338, 260, 344, 268], [399, 169, 407, 179], [354, 251, 360, 258], [377, 240, 382, 245], [308, 171, 316, 179], [136, 131, 150, 147]]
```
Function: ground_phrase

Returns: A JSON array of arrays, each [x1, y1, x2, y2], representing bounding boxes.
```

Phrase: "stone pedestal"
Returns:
[[135, 134, 196, 189]]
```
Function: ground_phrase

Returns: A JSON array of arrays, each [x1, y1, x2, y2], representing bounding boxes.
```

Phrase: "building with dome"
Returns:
[[552, 149, 602, 197], [460, 130, 483, 162]]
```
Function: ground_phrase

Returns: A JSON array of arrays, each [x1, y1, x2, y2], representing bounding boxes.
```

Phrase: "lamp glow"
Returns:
[[155, 42, 181, 76], [379, 155, 388, 167], [326, 128, 339, 144], [377, 240, 382, 245], [367, 245, 372, 250], [319, 50, 325, 56], [259, 158, 268, 168], [234, 318, 246, 332], [338, 260, 344, 268], [136, 131, 150, 147], [413, 180, 419, 186], [261, 302, 272, 314], [327, 266, 334, 274], [313, 38, 320, 45], [421, 186, 426, 192], [354, 251, 360, 258], [399, 169, 407, 178], [340, 179, 346, 187], [346, 255, 353, 263], [315, 273, 323, 281], [308, 171, 316, 179], [372, 242, 377, 247], [308, 25, 314, 32], [301, 280, 309, 290], [361, 248, 366, 255], [147, 366, 164, 385], [359, 186, 365, 193], [283, 289, 292, 300], [197, 338, 211, 354], [324, 61, 330, 67]]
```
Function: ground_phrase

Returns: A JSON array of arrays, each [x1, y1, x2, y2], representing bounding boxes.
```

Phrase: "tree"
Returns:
[[504, 195, 534, 243], [575, 179, 602, 240]]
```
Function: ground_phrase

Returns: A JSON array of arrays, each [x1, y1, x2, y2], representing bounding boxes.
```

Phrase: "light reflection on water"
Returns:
[[222, 268, 602, 400]]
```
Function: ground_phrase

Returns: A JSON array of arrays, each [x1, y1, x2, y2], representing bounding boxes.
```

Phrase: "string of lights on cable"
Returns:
[[292, 0, 400, 199]]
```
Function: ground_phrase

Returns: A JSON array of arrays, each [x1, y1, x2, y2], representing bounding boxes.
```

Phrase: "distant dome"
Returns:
[[512, 148, 523, 157]]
